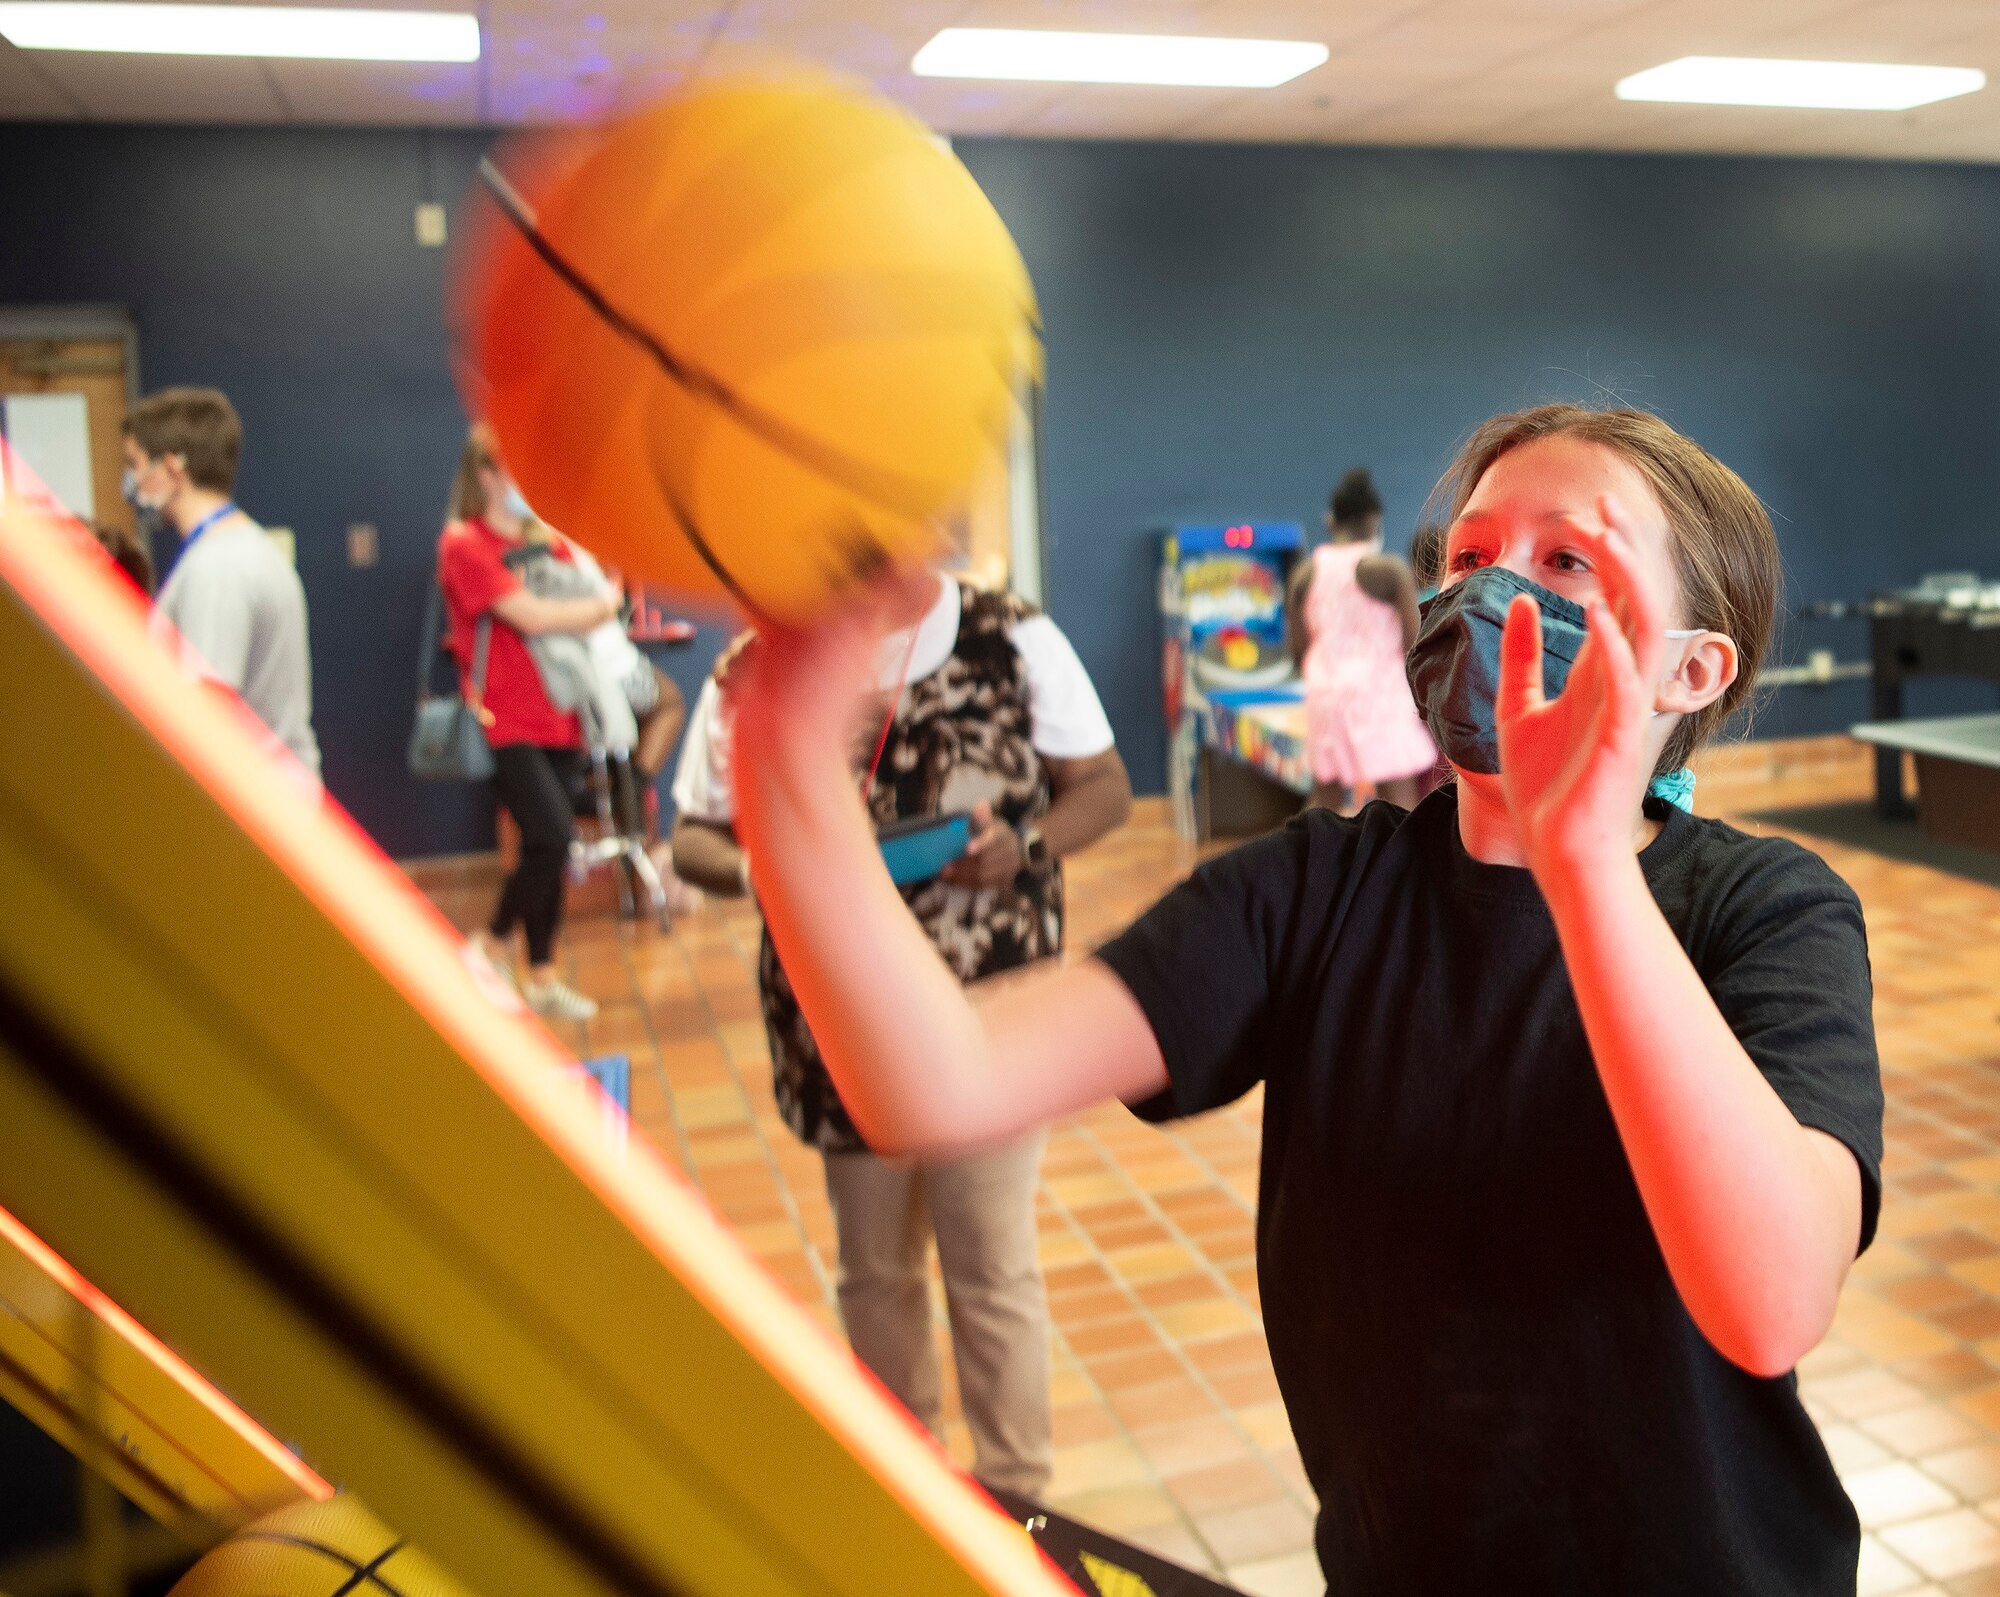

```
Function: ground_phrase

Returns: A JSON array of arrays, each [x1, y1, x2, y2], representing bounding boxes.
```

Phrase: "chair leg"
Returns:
[[587, 748, 638, 921], [573, 750, 672, 925], [624, 839, 670, 926]]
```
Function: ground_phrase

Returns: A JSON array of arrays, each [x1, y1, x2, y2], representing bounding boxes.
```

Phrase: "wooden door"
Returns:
[[0, 337, 133, 539]]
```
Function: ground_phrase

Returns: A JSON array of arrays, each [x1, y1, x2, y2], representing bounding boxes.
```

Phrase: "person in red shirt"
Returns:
[[437, 424, 621, 1020]]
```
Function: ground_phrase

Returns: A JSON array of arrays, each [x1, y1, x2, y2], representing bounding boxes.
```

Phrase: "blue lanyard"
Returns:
[[162, 501, 236, 582]]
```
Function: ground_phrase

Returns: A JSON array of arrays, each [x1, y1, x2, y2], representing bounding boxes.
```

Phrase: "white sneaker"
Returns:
[[524, 977, 599, 1021]]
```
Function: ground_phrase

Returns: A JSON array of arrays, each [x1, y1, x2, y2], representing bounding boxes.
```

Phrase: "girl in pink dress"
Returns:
[[1300, 468, 1437, 811]]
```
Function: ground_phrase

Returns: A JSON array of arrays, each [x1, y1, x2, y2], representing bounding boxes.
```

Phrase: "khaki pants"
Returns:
[[821, 1131, 1052, 1496]]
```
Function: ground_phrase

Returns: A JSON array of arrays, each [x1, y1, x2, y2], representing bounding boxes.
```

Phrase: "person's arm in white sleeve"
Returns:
[[943, 611, 1132, 890], [669, 673, 750, 896], [1012, 613, 1116, 757]]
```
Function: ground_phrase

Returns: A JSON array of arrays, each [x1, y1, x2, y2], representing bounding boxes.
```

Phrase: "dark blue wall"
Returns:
[[5, 125, 1998, 854], [955, 138, 2000, 789], [0, 123, 735, 857]]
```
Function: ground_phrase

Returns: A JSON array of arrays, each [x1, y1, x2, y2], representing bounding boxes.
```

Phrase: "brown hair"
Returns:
[[91, 520, 155, 594], [447, 423, 552, 542], [1409, 521, 1448, 590], [1428, 404, 1779, 775], [123, 387, 242, 494], [449, 421, 500, 522]]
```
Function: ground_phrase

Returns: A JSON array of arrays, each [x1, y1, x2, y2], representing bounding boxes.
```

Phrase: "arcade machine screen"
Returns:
[[1164, 523, 1301, 695], [1160, 523, 1304, 839]]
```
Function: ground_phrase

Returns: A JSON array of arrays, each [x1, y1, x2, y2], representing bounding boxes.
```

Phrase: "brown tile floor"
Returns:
[[409, 737, 2000, 1597]]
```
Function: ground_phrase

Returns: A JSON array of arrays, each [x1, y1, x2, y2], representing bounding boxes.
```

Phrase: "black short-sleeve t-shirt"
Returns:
[[1096, 788, 1882, 1597]]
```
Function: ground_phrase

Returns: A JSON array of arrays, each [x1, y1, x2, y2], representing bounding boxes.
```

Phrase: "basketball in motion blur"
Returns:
[[169, 1494, 473, 1596], [459, 70, 1041, 624]]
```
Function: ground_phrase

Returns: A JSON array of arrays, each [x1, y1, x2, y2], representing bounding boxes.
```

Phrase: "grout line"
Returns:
[[1041, 1118, 1316, 1552], [694, 903, 840, 1310], [618, 917, 696, 1176]]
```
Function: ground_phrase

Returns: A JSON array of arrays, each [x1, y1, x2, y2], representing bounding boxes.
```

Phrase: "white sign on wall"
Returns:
[[2, 391, 96, 520]]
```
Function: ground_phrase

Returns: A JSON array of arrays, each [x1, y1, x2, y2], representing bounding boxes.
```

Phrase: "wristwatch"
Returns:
[[1017, 822, 1052, 874]]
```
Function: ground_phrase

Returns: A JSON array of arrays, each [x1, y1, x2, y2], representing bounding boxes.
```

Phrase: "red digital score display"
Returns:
[[1223, 525, 1256, 549]]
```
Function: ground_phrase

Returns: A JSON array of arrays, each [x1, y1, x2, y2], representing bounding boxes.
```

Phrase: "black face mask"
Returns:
[[1404, 566, 1590, 775]]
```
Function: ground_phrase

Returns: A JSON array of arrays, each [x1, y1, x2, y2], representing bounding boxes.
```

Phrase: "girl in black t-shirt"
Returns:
[[730, 405, 1882, 1596]]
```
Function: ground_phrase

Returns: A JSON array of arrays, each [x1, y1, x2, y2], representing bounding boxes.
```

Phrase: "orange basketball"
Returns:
[[458, 71, 1041, 625], [169, 1495, 471, 1597]]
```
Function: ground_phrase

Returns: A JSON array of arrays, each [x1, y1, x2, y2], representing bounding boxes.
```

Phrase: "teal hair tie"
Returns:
[[1649, 766, 1696, 813]]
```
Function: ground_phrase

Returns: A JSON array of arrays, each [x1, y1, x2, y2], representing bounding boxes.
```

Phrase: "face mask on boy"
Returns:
[[122, 463, 171, 515], [1405, 565, 1702, 795]]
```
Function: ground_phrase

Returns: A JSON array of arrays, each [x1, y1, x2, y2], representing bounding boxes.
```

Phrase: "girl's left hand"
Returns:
[[1495, 494, 1666, 875]]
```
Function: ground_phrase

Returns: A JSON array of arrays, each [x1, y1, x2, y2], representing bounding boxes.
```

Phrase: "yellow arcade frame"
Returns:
[[0, 1199, 330, 1546], [0, 488, 1078, 1597]]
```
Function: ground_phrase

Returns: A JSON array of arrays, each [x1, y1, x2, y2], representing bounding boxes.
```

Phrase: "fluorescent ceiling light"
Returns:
[[912, 28, 1328, 89], [0, 2, 480, 60], [1616, 56, 1983, 111]]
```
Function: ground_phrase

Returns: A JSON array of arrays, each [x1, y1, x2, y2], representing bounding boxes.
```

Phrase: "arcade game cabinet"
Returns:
[[1160, 523, 1307, 841], [1, 446, 1253, 1596]]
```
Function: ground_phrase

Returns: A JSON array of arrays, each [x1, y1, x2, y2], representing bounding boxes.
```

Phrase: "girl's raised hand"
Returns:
[[1494, 494, 1668, 874], [726, 566, 937, 782]]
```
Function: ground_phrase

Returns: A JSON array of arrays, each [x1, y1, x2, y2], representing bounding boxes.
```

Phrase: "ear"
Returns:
[[1656, 632, 1739, 716]]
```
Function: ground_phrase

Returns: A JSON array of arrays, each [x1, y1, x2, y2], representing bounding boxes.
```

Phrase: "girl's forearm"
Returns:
[[1541, 852, 1858, 1376], [494, 590, 614, 637]]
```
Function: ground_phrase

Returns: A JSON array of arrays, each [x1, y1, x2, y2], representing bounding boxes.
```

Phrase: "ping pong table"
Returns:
[[1849, 712, 2000, 856], [1863, 597, 2000, 817]]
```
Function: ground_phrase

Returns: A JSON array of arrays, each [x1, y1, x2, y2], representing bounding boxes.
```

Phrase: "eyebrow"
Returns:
[[1451, 509, 1593, 531]]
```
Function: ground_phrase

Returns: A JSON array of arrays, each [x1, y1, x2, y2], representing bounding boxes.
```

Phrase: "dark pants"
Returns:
[[490, 744, 582, 967]]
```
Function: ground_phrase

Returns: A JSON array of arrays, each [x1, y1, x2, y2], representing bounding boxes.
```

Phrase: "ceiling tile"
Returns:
[[1899, 125, 2000, 161], [1178, 66, 1413, 142], [0, 39, 86, 117], [31, 51, 285, 120], [1330, 90, 1576, 147], [1014, 81, 1210, 139], [950, 0, 1220, 32], [1576, 0, 1899, 63], [7, 0, 2000, 158], [1899, 82, 2000, 132], [1336, 10, 1598, 77], [265, 59, 479, 123], [1186, 0, 1438, 51], [1758, 0, 2000, 58], [892, 74, 1069, 137], [1471, 94, 1695, 152]]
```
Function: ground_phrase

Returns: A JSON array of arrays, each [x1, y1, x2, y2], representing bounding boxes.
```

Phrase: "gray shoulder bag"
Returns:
[[407, 579, 496, 782]]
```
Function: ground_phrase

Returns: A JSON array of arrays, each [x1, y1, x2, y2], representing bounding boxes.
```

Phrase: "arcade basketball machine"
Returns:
[[1161, 522, 1305, 841]]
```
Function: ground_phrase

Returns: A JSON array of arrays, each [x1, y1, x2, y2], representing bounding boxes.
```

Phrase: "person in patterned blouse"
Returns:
[[671, 571, 1131, 1496]]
